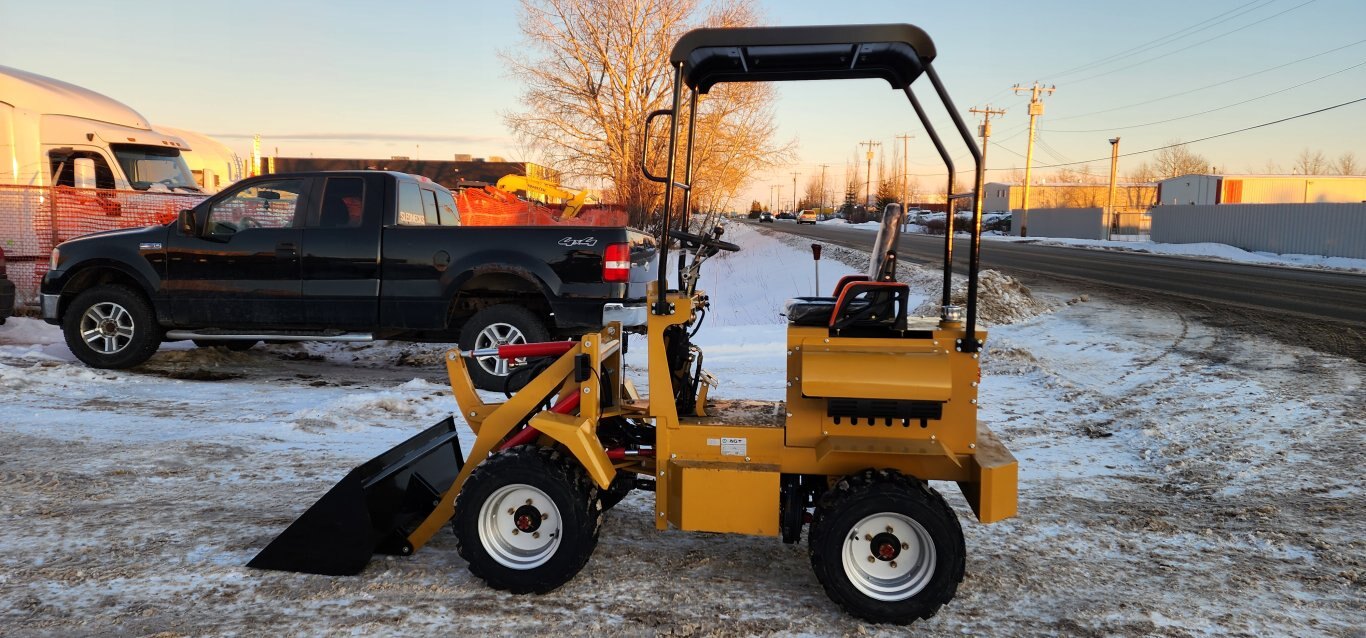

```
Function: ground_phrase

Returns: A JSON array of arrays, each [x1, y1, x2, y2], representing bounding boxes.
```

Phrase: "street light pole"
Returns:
[[1106, 137, 1121, 240]]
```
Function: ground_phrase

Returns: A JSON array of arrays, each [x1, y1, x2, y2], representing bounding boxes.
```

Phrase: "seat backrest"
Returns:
[[867, 203, 904, 281]]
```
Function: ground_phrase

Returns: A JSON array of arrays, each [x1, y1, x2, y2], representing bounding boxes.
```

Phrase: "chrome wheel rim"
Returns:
[[841, 512, 936, 602], [478, 484, 562, 570], [473, 322, 527, 376], [80, 301, 135, 355]]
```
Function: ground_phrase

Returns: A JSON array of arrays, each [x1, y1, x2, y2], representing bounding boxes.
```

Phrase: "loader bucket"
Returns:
[[248, 416, 465, 575]]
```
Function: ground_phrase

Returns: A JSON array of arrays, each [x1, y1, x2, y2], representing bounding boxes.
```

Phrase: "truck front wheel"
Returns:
[[460, 304, 551, 391], [62, 285, 162, 369]]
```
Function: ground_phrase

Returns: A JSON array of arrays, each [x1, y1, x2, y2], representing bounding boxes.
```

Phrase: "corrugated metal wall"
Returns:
[[1151, 203, 1366, 259], [1012, 207, 1105, 239]]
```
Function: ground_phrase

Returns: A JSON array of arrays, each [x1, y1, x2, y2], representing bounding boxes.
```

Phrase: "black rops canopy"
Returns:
[[669, 24, 937, 94]]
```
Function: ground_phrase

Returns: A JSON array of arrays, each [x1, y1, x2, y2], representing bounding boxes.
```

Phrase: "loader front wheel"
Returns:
[[454, 445, 600, 593], [809, 469, 965, 625]]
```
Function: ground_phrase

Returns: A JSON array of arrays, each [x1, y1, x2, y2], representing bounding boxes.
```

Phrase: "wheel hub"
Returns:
[[841, 512, 937, 602], [871, 532, 902, 561], [473, 322, 528, 376], [513, 504, 543, 533]]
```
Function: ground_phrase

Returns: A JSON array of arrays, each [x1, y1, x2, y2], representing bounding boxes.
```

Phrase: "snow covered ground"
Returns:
[[0, 224, 1361, 636], [815, 217, 1366, 273]]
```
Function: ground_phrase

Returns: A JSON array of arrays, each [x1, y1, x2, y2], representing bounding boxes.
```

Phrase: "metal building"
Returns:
[[1156, 174, 1366, 205]]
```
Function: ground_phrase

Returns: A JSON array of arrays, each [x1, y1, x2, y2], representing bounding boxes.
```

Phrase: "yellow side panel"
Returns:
[[666, 461, 779, 536], [957, 422, 1018, 523], [800, 349, 952, 401]]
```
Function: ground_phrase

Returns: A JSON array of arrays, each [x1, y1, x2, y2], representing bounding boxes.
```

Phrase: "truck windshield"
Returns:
[[110, 144, 201, 192]]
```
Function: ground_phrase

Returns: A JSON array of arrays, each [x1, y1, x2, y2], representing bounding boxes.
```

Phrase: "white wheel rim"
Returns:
[[478, 483, 563, 570], [841, 512, 936, 602], [80, 301, 135, 355], [473, 322, 527, 376]]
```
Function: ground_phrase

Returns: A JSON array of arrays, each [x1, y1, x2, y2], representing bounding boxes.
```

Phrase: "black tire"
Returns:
[[454, 445, 601, 594], [459, 304, 551, 392], [62, 285, 162, 369], [809, 469, 965, 625], [193, 339, 258, 352]]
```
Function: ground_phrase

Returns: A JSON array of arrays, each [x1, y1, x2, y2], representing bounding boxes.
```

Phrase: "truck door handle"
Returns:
[[275, 242, 297, 259]]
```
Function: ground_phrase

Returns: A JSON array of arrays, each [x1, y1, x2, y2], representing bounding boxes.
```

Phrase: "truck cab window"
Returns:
[[206, 179, 304, 235], [319, 177, 366, 227], [398, 182, 425, 225], [48, 150, 116, 189], [435, 189, 460, 226], [421, 189, 440, 225], [109, 144, 199, 192]]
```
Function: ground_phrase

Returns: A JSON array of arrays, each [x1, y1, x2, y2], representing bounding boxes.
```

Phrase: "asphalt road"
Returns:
[[743, 219, 1366, 329]]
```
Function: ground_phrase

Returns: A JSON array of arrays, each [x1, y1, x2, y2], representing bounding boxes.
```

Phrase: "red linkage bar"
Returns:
[[498, 341, 577, 359]]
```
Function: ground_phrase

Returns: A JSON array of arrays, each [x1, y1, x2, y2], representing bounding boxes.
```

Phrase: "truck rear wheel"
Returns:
[[62, 285, 162, 369], [453, 445, 601, 594], [459, 304, 550, 391], [808, 469, 965, 625]]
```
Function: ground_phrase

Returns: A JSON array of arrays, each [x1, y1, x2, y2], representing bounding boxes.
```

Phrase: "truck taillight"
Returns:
[[603, 243, 630, 282]]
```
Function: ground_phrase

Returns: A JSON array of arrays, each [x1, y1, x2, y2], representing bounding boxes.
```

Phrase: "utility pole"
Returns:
[[894, 134, 914, 218], [775, 184, 782, 214], [859, 140, 881, 209], [1013, 82, 1056, 237], [791, 171, 800, 212], [969, 106, 1006, 219], [818, 164, 829, 215], [1106, 137, 1121, 240]]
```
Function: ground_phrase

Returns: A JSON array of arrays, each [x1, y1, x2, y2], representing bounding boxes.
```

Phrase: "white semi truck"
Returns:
[[0, 65, 209, 306]]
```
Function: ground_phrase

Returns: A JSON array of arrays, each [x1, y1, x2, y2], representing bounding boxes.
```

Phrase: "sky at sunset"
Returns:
[[4, 0, 1363, 208]]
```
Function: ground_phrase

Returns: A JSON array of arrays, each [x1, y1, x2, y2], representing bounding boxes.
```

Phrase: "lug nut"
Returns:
[[526, 499, 534, 505], [507, 508, 515, 515], [886, 526, 894, 533], [532, 532, 540, 539], [512, 529, 519, 535], [867, 556, 875, 563], [902, 542, 909, 550], [541, 513, 549, 520], [890, 561, 898, 568], [864, 534, 873, 541]]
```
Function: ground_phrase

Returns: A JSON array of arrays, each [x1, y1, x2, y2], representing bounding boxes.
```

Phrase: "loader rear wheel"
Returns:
[[454, 445, 600, 593], [809, 469, 965, 625]]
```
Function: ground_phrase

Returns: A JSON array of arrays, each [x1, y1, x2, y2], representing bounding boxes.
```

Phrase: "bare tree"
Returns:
[[1148, 141, 1210, 180], [1294, 148, 1330, 175], [1333, 151, 1359, 176], [501, 0, 793, 228]]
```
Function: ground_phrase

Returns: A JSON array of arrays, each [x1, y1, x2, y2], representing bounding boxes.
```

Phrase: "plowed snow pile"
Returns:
[[0, 223, 1360, 637]]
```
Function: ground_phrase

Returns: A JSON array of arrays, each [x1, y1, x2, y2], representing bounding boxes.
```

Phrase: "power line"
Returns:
[[1049, 38, 1366, 123], [1044, 58, 1366, 133], [1046, 0, 1276, 80], [1068, 0, 1320, 86], [906, 96, 1366, 176]]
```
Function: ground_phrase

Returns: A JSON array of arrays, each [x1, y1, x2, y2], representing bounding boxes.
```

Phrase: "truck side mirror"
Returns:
[[178, 209, 196, 235]]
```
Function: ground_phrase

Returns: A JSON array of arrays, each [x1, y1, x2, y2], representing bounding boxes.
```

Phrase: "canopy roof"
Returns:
[[669, 24, 937, 94]]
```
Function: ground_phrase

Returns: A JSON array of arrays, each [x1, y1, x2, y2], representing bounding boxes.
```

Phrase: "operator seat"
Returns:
[[784, 203, 909, 329]]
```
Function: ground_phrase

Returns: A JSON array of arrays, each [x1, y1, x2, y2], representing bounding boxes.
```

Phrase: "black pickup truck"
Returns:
[[40, 171, 656, 388]]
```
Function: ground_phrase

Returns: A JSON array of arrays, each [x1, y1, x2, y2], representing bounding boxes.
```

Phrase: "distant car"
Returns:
[[797, 209, 818, 225], [0, 246, 14, 325], [776, 212, 795, 220], [759, 212, 774, 223]]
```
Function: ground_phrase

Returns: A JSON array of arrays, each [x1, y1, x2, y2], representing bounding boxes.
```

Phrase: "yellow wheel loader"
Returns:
[[250, 23, 1017, 625]]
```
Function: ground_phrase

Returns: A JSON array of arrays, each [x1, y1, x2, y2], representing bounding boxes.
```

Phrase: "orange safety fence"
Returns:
[[0, 185, 207, 305], [457, 186, 627, 227]]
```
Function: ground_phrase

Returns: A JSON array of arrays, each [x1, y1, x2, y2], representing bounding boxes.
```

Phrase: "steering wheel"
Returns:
[[238, 216, 263, 229], [669, 229, 740, 253]]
